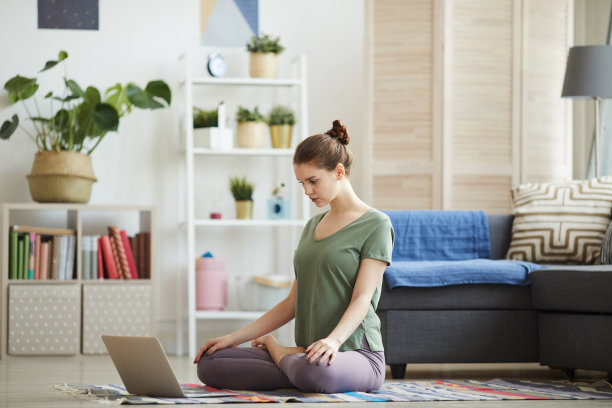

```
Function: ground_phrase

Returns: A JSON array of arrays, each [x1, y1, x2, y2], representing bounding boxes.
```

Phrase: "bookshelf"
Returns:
[[178, 54, 310, 357], [0, 203, 156, 358]]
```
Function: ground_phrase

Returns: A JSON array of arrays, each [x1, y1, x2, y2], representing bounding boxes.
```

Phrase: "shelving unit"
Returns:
[[178, 54, 309, 357], [0, 203, 155, 358]]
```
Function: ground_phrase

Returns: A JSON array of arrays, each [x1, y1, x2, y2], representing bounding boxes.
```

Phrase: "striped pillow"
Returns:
[[505, 177, 612, 264]]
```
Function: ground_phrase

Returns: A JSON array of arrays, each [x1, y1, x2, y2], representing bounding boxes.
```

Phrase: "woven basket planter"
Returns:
[[249, 52, 278, 78], [27, 151, 97, 203], [236, 122, 267, 148]]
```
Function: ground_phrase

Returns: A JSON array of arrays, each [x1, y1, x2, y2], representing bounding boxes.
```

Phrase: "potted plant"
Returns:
[[236, 106, 266, 148], [229, 176, 255, 220], [0, 50, 171, 203], [193, 102, 232, 150], [267, 105, 295, 148], [246, 33, 284, 78]]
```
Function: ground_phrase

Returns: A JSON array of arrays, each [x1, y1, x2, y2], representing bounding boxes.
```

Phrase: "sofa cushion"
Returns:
[[378, 283, 533, 311], [505, 177, 612, 264], [531, 266, 612, 313], [488, 214, 514, 259]]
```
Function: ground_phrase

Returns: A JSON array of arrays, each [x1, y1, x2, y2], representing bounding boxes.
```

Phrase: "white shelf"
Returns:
[[193, 148, 294, 157], [190, 77, 301, 87], [194, 219, 306, 227], [194, 310, 265, 320]]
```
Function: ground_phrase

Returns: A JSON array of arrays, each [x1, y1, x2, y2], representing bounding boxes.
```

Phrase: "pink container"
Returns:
[[195, 257, 227, 310]]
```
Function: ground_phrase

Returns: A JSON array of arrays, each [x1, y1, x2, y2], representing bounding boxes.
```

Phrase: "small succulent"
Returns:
[[193, 107, 218, 128], [246, 33, 284, 54], [236, 106, 265, 123], [267, 105, 295, 126], [229, 176, 255, 201]]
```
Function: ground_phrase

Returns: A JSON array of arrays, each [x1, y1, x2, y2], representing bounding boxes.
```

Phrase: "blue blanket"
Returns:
[[382, 210, 545, 287], [385, 259, 546, 288], [383, 210, 491, 261]]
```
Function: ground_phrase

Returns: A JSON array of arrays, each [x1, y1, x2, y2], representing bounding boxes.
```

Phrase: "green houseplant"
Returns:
[[229, 176, 255, 219], [0, 50, 171, 203], [246, 33, 284, 78], [267, 105, 295, 149], [236, 106, 266, 149], [193, 107, 218, 128]]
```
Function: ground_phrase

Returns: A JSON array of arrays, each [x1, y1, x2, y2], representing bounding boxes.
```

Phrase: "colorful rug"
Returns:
[[54, 379, 612, 405]]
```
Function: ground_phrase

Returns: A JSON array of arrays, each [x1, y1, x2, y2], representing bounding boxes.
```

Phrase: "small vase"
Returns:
[[27, 151, 97, 203], [269, 125, 293, 148], [235, 200, 253, 220], [249, 52, 278, 78]]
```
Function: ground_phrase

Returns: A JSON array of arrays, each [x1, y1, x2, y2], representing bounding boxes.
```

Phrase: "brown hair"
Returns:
[[293, 120, 354, 176]]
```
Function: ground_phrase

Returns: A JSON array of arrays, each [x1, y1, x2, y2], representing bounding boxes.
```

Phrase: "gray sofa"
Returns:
[[378, 214, 612, 379]]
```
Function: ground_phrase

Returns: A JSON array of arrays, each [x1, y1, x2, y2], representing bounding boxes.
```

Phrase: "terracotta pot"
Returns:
[[249, 52, 278, 78], [269, 125, 293, 149], [26, 151, 97, 203], [236, 122, 267, 148], [235, 200, 253, 220]]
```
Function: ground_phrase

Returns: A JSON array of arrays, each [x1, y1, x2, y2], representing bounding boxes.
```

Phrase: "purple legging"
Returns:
[[197, 336, 385, 393]]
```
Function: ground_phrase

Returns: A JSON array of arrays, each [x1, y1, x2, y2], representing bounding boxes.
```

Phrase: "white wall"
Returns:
[[0, 0, 365, 353]]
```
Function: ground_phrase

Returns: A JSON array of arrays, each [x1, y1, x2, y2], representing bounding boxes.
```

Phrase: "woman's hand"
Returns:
[[305, 337, 341, 365], [193, 334, 238, 363]]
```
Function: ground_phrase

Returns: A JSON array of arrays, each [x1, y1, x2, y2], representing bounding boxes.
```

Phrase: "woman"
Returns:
[[195, 120, 394, 393]]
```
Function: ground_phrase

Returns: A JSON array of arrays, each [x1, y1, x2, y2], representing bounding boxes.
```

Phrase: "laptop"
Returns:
[[101, 335, 233, 398]]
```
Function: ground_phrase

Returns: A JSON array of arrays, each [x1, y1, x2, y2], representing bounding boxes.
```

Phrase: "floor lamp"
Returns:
[[562, 45, 612, 178]]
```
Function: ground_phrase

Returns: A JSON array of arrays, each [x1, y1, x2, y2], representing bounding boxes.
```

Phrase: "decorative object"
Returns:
[[267, 182, 291, 220], [0, 50, 171, 203], [195, 252, 227, 311], [193, 102, 233, 149], [505, 177, 612, 264], [206, 54, 228, 77], [562, 45, 612, 177], [38, 0, 99, 31], [267, 105, 295, 148], [246, 33, 284, 78], [200, 0, 258, 47], [235, 106, 266, 148], [229, 176, 254, 219]]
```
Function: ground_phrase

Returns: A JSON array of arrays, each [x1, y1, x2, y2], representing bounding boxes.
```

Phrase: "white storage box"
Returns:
[[237, 275, 292, 311], [194, 127, 233, 149]]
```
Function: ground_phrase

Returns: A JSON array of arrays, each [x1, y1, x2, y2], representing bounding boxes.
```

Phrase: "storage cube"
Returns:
[[82, 284, 152, 354], [8, 284, 80, 355]]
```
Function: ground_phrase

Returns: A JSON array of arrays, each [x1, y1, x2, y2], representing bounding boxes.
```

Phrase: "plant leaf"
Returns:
[[65, 79, 85, 98], [145, 80, 172, 106], [85, 86, 101, 105], [0, 115, 19, 140], [40, 50, 68, 72], [92, 103, 119, 131], [125, 84, 151, 108], [4, 75, 38, 103], [58, 50, 68, 61], [30, 117, 51, 124], [44, 91, 53, 98], [52, 95, 79, 102]]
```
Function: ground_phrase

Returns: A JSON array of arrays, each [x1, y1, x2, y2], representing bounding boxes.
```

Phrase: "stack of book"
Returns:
[[94, 226, 150, 280], [9, 226, 76, 280]]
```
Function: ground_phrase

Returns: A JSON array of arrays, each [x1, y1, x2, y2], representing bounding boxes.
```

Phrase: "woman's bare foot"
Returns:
[[251, 335, 305, 367]]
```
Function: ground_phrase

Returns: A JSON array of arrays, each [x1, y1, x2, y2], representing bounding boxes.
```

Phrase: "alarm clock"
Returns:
[[207, 54, 227, 77]]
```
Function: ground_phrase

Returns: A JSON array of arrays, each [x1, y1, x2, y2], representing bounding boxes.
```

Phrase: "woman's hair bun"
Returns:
[[324, 120, 350, 145]]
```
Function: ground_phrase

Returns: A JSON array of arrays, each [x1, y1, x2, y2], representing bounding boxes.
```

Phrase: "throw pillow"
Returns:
[[505, 176, 612, 264], [600, 220, 612, 264]]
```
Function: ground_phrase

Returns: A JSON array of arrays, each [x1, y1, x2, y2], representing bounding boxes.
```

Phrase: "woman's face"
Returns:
[[294, 161, 341, 207]]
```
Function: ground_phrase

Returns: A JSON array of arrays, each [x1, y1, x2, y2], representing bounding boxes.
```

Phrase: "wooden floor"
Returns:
[[0, 355, 610, 407]]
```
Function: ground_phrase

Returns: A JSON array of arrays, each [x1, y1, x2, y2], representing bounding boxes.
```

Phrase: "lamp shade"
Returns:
[[561, 45, 612, 98]]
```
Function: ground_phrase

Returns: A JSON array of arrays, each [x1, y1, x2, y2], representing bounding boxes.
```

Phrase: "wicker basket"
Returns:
[[236, 122, 267, 148], [26, 151, 97, 203]]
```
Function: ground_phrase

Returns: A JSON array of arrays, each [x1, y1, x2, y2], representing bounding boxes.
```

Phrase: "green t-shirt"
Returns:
[[293, 208, 394, 352]]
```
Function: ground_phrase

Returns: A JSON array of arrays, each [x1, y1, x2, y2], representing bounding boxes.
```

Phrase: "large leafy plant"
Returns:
[[0, 50, 171, 154]]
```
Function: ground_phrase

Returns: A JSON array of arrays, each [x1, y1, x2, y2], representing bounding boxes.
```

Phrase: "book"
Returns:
[[144, 232, 150, 279], [91, 235, 99, 280], [10, 230, 18, 280], [109, 226, 130, 279], [97, 236, 104, 279], [100, 235, 119, 279], [29, 233, 35, 279], [39, 241, 50, 280], [11, 225, 75, 235], [58, 235, 69, 280], [23, 232, 30, 280], [50, 235, 61, 280], [34, 233, 41, 279], [65, 235, 75, 280], [82, 236, 91, 280], [17, 237, 24, 280], [130, 236, 139, 278], [120, 230, 138, 279], [108, 231, 123, 279]]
